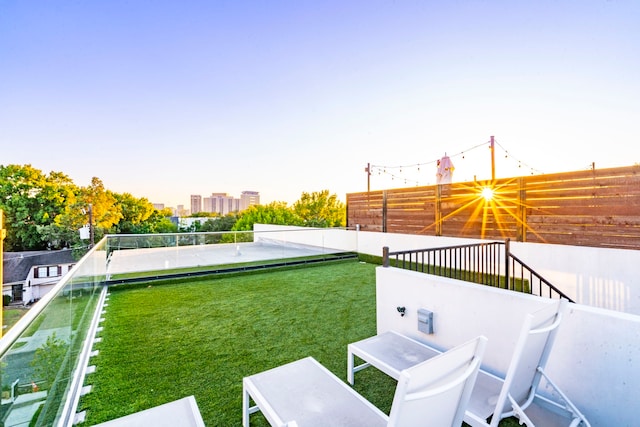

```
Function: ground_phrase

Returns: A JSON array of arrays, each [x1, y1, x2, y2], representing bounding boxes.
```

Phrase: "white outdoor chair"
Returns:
[[243, 335, 487, 427], [387, 334, 487, 427], [464, 299, 590, 427]]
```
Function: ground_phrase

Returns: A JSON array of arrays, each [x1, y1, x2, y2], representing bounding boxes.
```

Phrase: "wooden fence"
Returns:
[[347, 165, 640, 250]]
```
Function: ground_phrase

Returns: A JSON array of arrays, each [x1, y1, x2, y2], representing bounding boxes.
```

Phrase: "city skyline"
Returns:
[[1, 1, 639, 208]]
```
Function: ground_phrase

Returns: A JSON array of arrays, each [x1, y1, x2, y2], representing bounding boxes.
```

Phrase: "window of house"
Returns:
[[34, 265, 61, 278]]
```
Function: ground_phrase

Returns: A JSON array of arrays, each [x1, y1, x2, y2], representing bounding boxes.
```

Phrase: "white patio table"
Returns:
[[243, 356, 387, 427], [347, 330, 442, 385]]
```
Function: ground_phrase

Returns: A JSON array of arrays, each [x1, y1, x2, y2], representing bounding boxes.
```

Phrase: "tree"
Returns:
[[31, 332, 68, 389], [78, 177, 123, 231], [145, 211, 178, 233], [232, 202, 302, 231], [111, 193, 155, 234], [292, 190, 346, 227], [190, 212, 216, 217], [0, 164, 78, 250], [200, 214, 237, 232]]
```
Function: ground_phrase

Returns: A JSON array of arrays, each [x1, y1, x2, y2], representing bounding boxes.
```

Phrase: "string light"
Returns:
[[368, 138, 544, 187], [493, 139, 543, 175], [370, 140, 490, 186]]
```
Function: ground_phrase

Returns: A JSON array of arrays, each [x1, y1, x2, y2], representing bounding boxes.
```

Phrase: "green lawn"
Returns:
[[2, 306, 29, 332], [77, 260, 520, 426]]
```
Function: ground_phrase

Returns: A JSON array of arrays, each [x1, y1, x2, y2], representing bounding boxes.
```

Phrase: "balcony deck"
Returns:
[[1, 227, 637, 427]]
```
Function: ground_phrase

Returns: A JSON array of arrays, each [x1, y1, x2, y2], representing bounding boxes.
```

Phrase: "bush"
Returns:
[[3, 294, 11, 306]]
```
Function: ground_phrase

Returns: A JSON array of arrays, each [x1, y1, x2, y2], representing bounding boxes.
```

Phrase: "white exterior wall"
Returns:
[[376, 266, 639, 427], [508, 240, 639, 313], [254, 225, 640, 315], [253, 224, 358, 252], [254, 224, 639, 425], [23, 263, 75, 303]]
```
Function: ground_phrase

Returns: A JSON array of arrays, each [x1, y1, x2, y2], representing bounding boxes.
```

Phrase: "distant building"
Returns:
[[188, 191, 260, 216], [175, 205, 189, 217], [152, 203, 165, 210], [3, 250, 76, 305], [240, 191, 260, 211], [205, 193, 237, 215], [190, 195, 202, 214]]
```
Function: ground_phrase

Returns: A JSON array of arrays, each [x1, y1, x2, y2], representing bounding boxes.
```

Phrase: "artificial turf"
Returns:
[[78, 261, 391, 426], [77, 260, 521, 426]]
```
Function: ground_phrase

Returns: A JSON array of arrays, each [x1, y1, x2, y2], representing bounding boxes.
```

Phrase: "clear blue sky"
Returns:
[[1, 1, 638, 208]]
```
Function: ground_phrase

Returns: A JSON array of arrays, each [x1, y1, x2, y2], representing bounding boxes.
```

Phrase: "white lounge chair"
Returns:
[[464, 299, 590, 427], [243, 335, 487, 427]]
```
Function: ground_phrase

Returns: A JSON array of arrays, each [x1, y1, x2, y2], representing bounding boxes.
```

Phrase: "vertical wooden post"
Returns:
[[382, 246, 389, 267], [517, 177, 527, 242], [435, 185, 442, 236], [382, 190, 388, 233], [490, 136, 495, 181], [365, 163, 371, 193]]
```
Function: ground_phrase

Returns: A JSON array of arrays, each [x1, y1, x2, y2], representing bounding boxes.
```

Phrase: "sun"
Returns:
[[481, 187, 494, 201]]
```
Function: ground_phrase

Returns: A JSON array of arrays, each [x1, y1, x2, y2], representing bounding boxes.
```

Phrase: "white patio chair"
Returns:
[[243, 335, 487, 427], [387, 334, 488, 427], [464, 299, 590, 427]]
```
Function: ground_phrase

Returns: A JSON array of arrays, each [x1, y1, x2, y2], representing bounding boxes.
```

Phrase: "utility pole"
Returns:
[[88, 203, 94, 248], [365, 163, 371, 192], [490, 135, 496, 181]]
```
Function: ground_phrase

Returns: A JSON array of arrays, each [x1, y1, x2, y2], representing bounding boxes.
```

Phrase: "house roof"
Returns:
[[2, 249, 75, 284]]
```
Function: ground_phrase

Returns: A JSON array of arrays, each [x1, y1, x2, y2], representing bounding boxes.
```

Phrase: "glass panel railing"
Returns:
[[0, 226, 357, 426], [0, 240, 106, 427], [105, 228, 357, 281]]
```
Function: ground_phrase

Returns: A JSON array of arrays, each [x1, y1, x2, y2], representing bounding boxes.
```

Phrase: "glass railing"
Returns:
[[0, 239, 106, 427], [105, 228, 357, 282], [0, 227, 357, 426]]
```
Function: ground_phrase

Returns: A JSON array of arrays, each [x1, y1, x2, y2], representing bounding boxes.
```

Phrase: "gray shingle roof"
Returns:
[[3, 249, 75, 284]]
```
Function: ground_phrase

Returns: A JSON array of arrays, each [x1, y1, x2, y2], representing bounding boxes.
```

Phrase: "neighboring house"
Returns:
[[2, 249, 75, 305]]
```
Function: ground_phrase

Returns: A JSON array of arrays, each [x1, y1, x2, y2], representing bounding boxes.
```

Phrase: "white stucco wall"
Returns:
[[254, 225, 640, 314], [377, 266, 639, 427]]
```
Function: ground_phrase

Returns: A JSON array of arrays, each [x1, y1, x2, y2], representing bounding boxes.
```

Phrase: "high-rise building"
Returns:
[[207, 193, 236, 215], [188, 191, 260, 216], [240, 191, 260, 211], [202, 196, 215, 213], [190, 195, 202, 214], [175, 205, 189, 216]]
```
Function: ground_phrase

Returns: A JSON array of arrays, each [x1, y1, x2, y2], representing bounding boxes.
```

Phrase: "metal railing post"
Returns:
[[504, 238, 511, 290], [382, 246, 389, 267]]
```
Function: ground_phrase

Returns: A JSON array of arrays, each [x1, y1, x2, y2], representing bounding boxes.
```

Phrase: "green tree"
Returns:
[[232, 202, 302, 231], [0, 164, 78, 250], [78, 177, 123, 232], [200, 214, 237, 232], [292, 190, 346, 227], [111, 193, 155, 234], [190, 212, 216, 217], [31, 332, 68, 389]]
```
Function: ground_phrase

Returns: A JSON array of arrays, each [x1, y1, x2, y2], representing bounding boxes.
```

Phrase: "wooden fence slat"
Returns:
[[347, 165, 640, 250]]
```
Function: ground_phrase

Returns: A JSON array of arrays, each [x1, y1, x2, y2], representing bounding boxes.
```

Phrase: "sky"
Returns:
[[1, 1, 639, 208]]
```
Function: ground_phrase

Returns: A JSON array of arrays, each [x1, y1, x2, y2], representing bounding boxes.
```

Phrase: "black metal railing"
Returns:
[[383, 240, 573, 302]]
